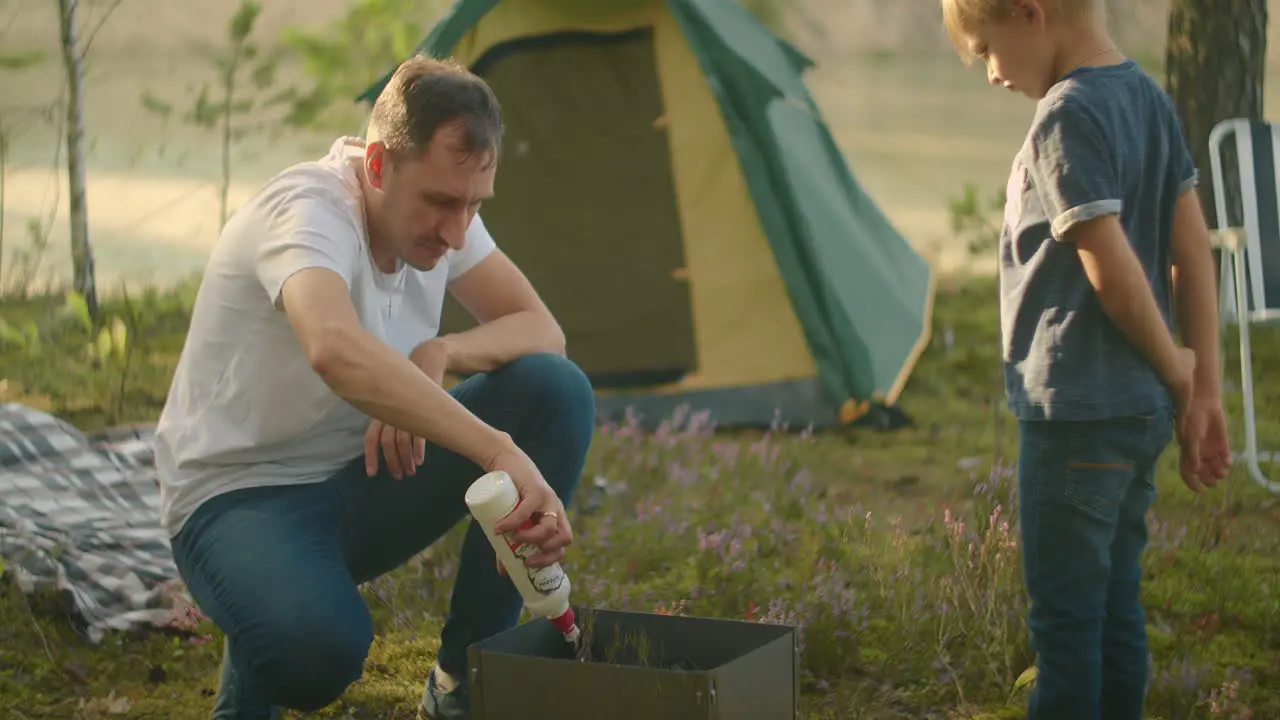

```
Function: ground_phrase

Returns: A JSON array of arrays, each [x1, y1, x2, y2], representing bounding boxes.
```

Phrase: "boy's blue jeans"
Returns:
[[167, 353, 595, 719], [1017, 407, 1173, 720]]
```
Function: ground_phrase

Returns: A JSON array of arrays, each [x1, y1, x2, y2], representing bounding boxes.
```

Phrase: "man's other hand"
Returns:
[[364, 419, 426, 480], [364, 338, 452, 479], [410, 337, 450, 386]]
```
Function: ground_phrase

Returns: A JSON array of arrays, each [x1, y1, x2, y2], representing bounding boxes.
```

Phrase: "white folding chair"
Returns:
[[1207, 118, 1280, 494]]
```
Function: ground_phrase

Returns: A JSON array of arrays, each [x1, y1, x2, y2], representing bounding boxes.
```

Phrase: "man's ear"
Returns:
[[366, 142, 387, 189]]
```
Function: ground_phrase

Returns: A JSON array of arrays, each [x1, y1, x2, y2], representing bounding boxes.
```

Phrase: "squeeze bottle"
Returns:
[[464, 470, 580, 645]]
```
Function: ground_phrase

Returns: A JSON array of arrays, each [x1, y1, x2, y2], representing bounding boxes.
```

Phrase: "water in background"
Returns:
[[3, 0, 1279, 290]]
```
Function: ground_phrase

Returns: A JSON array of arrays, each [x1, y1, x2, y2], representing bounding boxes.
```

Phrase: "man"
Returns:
[[154, 54, 596, 720]]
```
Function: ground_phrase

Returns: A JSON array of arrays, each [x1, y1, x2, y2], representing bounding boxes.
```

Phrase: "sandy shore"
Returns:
[[3, 0, 1278, 291]]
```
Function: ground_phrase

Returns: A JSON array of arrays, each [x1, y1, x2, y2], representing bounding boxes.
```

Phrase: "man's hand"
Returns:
[[364, 419, 425, 479], [441, 250, 566, 374], [485, 443, 572, 572], [410, 337, 450, 386], [363, 338, 452, 479], [279, 267, 521, 484]]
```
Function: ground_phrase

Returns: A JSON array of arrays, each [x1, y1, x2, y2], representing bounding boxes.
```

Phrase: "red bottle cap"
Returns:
[[549, 607, 577, 635]]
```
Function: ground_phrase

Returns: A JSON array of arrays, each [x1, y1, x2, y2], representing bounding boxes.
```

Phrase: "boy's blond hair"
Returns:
[[941, 0, 1096, 60]]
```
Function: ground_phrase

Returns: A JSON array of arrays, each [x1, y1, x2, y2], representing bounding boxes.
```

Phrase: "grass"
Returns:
[[1, 274, 1278, 719]]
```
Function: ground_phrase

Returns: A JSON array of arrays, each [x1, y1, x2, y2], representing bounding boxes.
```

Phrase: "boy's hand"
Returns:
[[1166, 187, 1230, 492], [1177, 393, 1232, 493], [1168, 346, 1210, 493], [1197, 401, 1233, 479]]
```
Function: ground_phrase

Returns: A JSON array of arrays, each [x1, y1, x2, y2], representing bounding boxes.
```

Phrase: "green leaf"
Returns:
[[109, 317, 128, 358], [0, 51, 44, 70], [187, 85, 222, 128], [95, 326, 113, 360], [210, 54, 235, 78], [280, 87, 331, 128], [23, 321, 40, 352], [0, 319, 27, 350], [63, 291, 92, 332], [251, 56, 278, 90], [230, 0, 263, 43], [273, 0, 450, 133], [1013, 665, 1037, 692], [262, 86, 298, 109], [140, 91, 174, 117]]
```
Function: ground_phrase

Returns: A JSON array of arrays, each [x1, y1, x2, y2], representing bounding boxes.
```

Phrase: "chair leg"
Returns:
[[1231, 249, 1280, 494]]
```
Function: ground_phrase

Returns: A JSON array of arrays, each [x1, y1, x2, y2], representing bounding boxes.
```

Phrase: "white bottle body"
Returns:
[[465, 471, 575, 631]]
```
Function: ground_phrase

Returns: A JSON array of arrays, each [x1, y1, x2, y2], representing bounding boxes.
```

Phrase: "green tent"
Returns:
[[358, 0, 936, 430]]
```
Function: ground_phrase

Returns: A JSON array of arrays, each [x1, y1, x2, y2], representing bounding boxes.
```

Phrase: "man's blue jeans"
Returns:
[[1017, 407, 1173, 720], [168, 353, 595, 718]]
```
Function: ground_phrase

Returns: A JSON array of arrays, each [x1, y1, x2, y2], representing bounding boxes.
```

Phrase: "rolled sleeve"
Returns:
[[1027, 99, 1123, 241], [1176, 143, 1199, 196]]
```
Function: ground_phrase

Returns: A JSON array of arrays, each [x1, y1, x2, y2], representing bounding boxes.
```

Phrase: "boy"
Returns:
[[939, 0, 1233, 717]]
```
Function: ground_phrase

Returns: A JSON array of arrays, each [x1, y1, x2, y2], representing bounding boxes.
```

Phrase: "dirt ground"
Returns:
[[4, 0, 1280, 290]]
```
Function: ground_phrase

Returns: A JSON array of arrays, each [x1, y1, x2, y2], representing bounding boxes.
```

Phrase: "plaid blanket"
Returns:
[[0, 403, 185, 642]]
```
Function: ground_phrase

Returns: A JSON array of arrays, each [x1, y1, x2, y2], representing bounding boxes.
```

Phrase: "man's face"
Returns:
[[369, 122, 497, 271]]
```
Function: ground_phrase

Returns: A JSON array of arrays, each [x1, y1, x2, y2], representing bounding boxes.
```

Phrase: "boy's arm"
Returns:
[[1026, 99, 1191, 396], [1070, 216, 1189, 394], [1168, 187, 1222, 398]]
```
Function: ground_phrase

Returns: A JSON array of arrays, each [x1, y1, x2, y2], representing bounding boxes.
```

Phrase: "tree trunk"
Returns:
[[219, 54, 238, 230], [1165, 0, 1268, 230], [0, 120, 7, 286], [57, 0, 98, 318]]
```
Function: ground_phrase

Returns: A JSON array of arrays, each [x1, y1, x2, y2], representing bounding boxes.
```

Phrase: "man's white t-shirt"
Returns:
[[154, 136, 496, 538]]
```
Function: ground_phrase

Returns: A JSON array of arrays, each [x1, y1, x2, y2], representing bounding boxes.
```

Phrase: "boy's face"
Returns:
[[964, 1, 1057, 99]]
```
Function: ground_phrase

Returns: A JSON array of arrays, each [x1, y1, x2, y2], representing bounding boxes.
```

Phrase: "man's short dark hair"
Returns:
[[367, 54, 503, 167]]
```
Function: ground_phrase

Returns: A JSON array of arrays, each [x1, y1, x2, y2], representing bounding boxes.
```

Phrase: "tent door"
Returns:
[[438, 27, 697, 389]]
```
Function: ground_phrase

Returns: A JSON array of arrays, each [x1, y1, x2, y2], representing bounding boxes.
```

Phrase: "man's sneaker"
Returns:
[[418, 666, 469, 720]]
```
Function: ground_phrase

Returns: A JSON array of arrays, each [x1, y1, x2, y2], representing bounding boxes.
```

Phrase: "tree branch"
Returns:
[[80, 0, 126, 56]]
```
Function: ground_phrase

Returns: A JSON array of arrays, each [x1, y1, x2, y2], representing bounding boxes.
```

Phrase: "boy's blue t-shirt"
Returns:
[[1000, 58, 1198, 422]]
